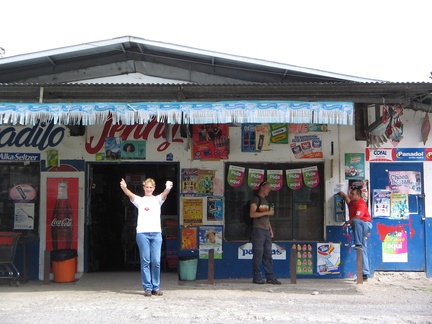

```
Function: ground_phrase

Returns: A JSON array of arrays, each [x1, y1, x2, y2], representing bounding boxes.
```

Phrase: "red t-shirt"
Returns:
[[348, 198, 371, 222]]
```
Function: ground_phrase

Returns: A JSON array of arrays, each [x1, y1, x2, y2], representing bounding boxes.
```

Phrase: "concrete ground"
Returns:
[[1, 271, 432, 324]]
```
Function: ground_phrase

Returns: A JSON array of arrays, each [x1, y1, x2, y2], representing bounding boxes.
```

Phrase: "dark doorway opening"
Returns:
[[87, 162, 179, 272]]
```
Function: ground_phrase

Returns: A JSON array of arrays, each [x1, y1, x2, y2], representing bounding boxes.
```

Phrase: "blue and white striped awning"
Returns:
[[0, 101, 354, 125]]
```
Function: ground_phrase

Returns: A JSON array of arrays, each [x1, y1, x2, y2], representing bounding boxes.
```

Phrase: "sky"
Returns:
[[1, 0, 431, 82]]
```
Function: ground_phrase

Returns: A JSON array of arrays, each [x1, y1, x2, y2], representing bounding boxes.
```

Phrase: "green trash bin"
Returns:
[[179, 257, 198, 281]]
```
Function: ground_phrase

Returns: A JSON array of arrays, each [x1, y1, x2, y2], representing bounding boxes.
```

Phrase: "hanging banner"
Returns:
[[388, 171, 421, 194], [270, 123, 288, 144], [344, 153, 365, 180], [302, 166, 320, 188], [372, 190, 391, 218], [227, 165, 245, 187], [286, 169, 303, 190], [382, 230, 408, 263], [390, 193, 409, 220], [267, 170, 283, 191], [248, 168, 265, 190]]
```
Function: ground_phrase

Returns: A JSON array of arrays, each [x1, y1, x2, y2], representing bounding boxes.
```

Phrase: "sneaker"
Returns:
[[252, 278, 265, 284], [152, 290, 163, 296], [267, 278, 282, 285], [362, 275, 368, 282]]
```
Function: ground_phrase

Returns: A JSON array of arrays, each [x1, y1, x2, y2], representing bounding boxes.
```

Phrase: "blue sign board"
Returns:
[[395, 148, 425, 161]]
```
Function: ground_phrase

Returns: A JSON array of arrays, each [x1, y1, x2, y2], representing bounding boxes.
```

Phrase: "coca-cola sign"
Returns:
[[47, 178, 78, 251]]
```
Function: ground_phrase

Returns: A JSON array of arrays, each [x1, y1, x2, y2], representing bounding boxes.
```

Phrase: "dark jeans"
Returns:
[[251, 227, 275, 280]]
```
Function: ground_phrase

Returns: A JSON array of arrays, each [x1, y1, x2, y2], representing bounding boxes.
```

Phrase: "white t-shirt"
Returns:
[[132, 195, 165, 233]]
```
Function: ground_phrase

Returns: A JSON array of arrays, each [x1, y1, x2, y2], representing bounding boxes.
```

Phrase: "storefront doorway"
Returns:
[[86, 162, 179, 272]]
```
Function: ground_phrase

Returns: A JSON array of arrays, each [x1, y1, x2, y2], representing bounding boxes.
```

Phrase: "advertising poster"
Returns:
[[255, 124, 270, 151], [121, 140, 146, 159], [181, 168, 215, 196], [207, 197, 223, 221], [241, 123, 258, 152], [46, 178, 79, 251], [388, 171, 421, 194], [295, 243, 314, 275], [372, 190, 391, 218], [390, 193, 409, 220], [382, 230, 408, 263], [288, 124, 328, 133], [290, 134, 323, 159], [9, 184, 37, 202], [46, 150, 59, 168], [344, 153, 365, 180], [181, 168, 199, 194], [192, 124, 229, 160], [270, 123, 288, 144], [317, 243, 341, 275], [238, 243, 286, 260], [182, 198, 203, 225], [196, 169, 215, 196], [14, 203, 35, 230], [105, 137, 122, 160], [199, 226, 223, 259], [349, 179, 369, 204], [180, 226, 198, 250]]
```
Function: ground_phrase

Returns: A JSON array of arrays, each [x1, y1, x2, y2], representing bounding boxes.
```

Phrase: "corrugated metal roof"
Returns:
[[0, 36, 382, 84]]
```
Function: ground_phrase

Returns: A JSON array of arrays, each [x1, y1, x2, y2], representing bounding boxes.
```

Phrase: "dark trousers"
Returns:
[[251, 227, 275, 280]]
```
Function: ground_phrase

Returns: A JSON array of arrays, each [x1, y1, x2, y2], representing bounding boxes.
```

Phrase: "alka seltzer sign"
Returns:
[[366, 148, 432, 161], [0, 152, 40, 161]]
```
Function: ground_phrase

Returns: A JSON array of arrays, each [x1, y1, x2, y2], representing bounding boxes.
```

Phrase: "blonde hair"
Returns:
[[142, 178, 156, 188]]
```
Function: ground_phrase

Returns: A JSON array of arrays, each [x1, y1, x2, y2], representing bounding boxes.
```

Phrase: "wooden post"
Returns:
[[208, 248, 215, 285], [356, 248, 363, 284], [290, 244, 297, 284], [43, 250, 50, 285]]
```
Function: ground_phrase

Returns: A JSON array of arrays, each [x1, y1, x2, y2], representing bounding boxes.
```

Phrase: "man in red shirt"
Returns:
[[339, 188, 372, 281]]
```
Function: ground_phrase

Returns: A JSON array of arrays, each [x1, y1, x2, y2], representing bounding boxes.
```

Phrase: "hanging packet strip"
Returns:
[[302, 166, 320, 188], [267, 170, 283, 191], [286, 169, 303, 190], [248, 169, 265, 190], [227, 165, 245, 187]]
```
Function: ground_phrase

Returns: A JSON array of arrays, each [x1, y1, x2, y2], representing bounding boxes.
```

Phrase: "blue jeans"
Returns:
[[352, 219, 373, 276], [136, 232, 162, 291], [251, 228, 275, 280]]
